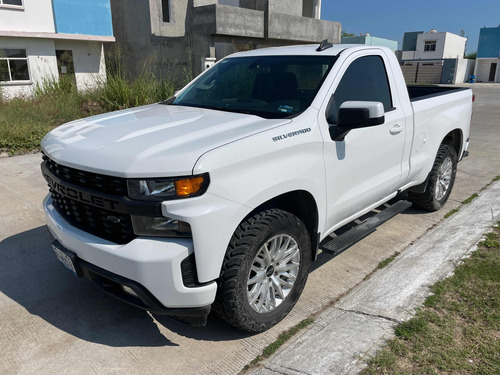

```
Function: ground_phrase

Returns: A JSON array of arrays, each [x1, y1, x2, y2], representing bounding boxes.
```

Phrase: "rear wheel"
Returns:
[[409, 143, 458, 211], [213, 209, 311, 332]]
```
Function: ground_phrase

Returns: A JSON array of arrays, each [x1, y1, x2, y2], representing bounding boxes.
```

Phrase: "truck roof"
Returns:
[[228, 44, 389, 58]]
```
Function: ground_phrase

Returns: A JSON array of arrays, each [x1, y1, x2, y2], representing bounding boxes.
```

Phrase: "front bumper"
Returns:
[[44, 195, 217, 313]]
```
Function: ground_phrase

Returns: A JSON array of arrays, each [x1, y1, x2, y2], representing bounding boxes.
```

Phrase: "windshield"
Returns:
[[171, 55, 337, 119]]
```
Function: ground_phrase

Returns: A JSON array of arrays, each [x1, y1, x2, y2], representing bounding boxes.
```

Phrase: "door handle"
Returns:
[[390, 124, 404, 135]]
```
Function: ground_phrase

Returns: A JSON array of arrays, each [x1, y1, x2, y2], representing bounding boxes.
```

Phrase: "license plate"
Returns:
[[52, 243, 79, 276]]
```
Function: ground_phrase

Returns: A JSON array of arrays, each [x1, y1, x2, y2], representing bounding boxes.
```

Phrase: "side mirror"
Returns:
[[329, 101, 385, 141]]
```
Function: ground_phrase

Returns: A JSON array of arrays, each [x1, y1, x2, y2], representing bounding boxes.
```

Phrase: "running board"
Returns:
[[319, 200, 412, 256]]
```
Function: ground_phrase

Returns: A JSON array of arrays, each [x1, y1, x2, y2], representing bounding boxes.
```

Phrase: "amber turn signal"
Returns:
[[175, 176, 206, 197]]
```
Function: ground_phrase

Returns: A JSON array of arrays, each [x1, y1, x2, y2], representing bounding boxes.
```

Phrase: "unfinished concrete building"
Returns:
[[109, 0, 341, 79]]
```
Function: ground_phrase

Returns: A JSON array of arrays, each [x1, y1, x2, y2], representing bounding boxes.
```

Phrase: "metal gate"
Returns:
[[401, 62, 444, 84]]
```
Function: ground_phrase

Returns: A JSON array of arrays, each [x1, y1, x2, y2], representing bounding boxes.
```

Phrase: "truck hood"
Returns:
[[41, 104, 290, 177]]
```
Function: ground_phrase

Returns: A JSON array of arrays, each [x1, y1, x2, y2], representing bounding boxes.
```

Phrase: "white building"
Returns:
[[0, 0, 114, 99], [400, 30, 472, 84], [402, 30, 467, 60]]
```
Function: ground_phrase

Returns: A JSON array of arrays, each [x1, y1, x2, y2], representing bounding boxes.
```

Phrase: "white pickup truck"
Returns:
[[41, 42, 472, 332]]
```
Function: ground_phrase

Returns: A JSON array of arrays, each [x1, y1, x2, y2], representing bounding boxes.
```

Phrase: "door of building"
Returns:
[[489, 63, 497, 82], [56, 50, 76, 85]]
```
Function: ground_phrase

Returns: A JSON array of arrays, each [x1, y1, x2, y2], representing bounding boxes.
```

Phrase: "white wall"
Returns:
[[54, 40, 107, 91], [1, 37, 106, 99], [474, 58, 500, 83], [0, 36, 58, 98], [401, 50, 416, 60], [0, 0, 55, 33], [454, 58, 475, 84], [442, 33, 467, 59], [415, 32, 466, 60]]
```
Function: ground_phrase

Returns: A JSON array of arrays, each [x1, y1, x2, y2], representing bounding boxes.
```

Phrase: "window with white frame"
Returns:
[[0, 0, 24, 8], [424, 41, 437, 52], [0, 49, 30, 82]]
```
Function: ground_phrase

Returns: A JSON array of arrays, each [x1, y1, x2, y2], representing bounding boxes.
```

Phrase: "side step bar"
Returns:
[[319, 200, 412, 256]]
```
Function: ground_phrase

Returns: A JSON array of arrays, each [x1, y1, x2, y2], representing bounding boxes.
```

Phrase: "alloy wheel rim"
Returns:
[[247, 234, 300, 314], [435, 156, 453, 201]]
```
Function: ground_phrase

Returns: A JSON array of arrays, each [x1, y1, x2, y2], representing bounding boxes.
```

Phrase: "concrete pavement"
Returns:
[[0, 85, 499, 374], [249, 179, 500, 375]]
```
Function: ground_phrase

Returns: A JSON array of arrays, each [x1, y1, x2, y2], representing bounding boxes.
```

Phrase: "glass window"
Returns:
[[9, 60, 29, 80], [0, 48, 30, 82], [172, 55, 337, 119], [424, 41, 437, 52], [328, 55, 392, 123], [0, 49, 26, 58], [1, 0, 23, 7]]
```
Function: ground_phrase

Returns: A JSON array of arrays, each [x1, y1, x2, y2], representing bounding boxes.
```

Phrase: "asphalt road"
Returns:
[[1, 84, 499, 375]]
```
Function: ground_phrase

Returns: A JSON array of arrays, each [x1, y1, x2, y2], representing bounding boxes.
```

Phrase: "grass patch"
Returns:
[[444, 208, 459, 218], [377, 252, 399, 269], [461, 193, 479, 204], [243, 318, 314, 371], [0, 67, 179, 154], [479, 232, 500, 248], [493, 176, 500, 182], [361, 222, 500, 375]]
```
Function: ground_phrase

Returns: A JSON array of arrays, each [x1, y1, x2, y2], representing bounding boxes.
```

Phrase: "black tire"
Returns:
[[213, 209, 311, 332], [409, 143, 458, 212]]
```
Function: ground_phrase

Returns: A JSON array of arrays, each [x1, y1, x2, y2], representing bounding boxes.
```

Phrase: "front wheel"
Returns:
[[213, 209, 311, 332], [409, 143, 458, 211]]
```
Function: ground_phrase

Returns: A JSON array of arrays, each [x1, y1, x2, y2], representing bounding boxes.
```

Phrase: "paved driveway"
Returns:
[[1, 85, 499, 375]]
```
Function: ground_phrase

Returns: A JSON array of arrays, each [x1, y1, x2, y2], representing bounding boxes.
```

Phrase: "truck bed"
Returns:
[[407, 85, 470, 102]]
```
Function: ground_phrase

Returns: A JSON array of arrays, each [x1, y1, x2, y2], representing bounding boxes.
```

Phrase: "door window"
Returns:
[[328, 55, 392, 123]]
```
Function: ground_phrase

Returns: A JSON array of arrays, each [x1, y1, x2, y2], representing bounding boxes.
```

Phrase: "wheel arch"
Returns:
[[409, 130, 462, 194], [442, 128, 463, 158], [242, 190, 320, 260]]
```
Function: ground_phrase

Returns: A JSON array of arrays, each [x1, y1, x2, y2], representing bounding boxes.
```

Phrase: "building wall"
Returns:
[[0, 0, 55, 33], [442, 33, 467, 59], [150, 0, 189, 38], [454, 58, 475, 84], [52, 0, 113, 36], [1, 37, 107, 99], [414, 32, 466, 60], [0, 36, 58, 98], [269, 0, 302, 17], [477, 27, 500, 59], [54, 40, 107, 90], [110, 0, 339, 79], [401, 50, 416, 60], [341, 35, 398, 51], [415, 32, 446, 59], [474, 58, 500, 83]]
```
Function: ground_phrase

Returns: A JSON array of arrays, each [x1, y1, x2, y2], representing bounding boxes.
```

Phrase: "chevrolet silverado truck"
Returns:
[[41, 41, 472, 332]]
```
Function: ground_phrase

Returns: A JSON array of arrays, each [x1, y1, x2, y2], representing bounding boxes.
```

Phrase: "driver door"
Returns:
[[320, 51, 407, 232]]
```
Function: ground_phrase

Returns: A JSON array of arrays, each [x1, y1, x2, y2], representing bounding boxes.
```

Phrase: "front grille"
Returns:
[[43, 153, 135, 244], [42, 153, 128, 196], [50, 190, 135, 244]]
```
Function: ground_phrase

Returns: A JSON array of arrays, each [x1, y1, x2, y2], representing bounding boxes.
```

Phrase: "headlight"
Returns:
[[131, 215, 192, 237], [127, 174, 209, 201]]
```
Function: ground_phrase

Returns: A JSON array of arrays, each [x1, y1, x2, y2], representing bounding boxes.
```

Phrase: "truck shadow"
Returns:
[[0, 226, 249, 347]]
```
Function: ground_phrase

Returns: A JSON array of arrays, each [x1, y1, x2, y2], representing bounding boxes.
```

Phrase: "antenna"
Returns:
[[317, 39, 333, 52]]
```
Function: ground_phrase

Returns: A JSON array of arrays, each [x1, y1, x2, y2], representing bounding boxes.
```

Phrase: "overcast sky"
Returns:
[[321, 0, 500, 53]]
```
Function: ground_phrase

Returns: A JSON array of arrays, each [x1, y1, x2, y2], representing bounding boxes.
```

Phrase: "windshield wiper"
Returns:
[[160, 96, 176, 105]]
